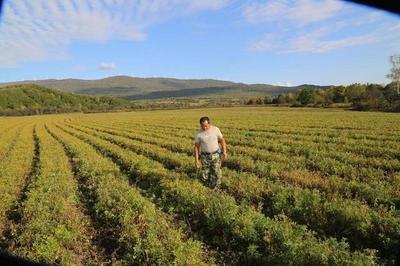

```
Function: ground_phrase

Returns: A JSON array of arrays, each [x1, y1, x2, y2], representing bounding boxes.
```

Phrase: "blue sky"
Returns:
[[0, 0, 399, 86]]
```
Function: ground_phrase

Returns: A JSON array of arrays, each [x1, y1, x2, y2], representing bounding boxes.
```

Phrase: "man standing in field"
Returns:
[[194, 116, 227, 189]]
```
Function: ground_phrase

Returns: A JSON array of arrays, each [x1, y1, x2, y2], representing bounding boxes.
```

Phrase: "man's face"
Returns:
[[200, 121, 210, 131]]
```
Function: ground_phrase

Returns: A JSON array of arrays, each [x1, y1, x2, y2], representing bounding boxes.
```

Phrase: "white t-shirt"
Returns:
[[195, 126, 223, 153]]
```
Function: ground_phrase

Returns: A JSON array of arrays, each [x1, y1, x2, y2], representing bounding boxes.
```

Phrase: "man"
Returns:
[[194, 116, 227, 189]]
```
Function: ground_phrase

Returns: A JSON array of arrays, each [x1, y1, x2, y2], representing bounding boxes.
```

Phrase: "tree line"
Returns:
[[245, 82, 400, 112]]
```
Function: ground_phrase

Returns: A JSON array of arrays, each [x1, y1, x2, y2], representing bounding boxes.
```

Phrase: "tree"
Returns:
[[255, 97, 263, 105], [332, 86, 346, 103], [387, 54, 400, 95], [297, 89, 315, 105], [285, 92, 296, 104], [246, 98, 255, 105], [314, 90, 326, 105], [345, 83, 366, 101], [276, 94, 287, 104], [263, 95, 272, 104], [384, 82, 400, 102]]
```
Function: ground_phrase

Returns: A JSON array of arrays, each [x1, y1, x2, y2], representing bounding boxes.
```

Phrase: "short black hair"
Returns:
[[199, 116, 210, 124]]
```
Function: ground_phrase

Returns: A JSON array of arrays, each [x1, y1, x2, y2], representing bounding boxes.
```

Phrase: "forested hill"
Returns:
[[0, 76, 332, 99], [0, 84, 132, 116]]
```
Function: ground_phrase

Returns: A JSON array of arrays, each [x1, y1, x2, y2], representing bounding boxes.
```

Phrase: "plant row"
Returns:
[[14, 124, 96, 265], [0, 125, 23, 160], [63, 123, 400, 262], [71, 122, 399, 208], [47, 124, 211, 265], [0, 125, 35, 244], [55, 123, 377, 265]]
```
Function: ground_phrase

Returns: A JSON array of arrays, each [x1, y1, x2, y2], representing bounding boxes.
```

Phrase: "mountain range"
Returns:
[[0, 76, 332, 100]]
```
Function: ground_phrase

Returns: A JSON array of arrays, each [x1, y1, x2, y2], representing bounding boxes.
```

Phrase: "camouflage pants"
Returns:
[[200, 153, 222, 189]]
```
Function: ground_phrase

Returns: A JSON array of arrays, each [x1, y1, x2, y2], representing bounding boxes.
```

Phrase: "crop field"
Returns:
[[0, 107, 399, 265]]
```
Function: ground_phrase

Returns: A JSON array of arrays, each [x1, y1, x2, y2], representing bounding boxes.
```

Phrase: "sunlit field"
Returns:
[[0, 107, 399, 265]]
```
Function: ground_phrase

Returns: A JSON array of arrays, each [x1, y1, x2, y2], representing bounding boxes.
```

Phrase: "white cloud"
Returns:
[[249, 33, 277, 51], [0, 0, 230, 67], [287, 29, 377, 53], [274, 81, 293, 87], [99, 63, 117, 70], [189, 0, 230, 11], [249, 27, 379, 53], [250, 14, 400, 54], [245, 0, 398, 54], [389, 23, 400, 31], [243, 0, 343, 25]]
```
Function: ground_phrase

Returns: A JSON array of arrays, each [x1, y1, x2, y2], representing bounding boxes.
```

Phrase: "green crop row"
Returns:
[[126, 122, 400, 157], [103, 119, 400, 149], [0, 125, 35, 243], [118, 122, 400, 171], [0, 125, 22, 160], [130, 118, 400, 143], [71, 122, 399, 208], [15, 124, 95, 265], [63, 122, 400, 262], [81, 120, 397, 178], [46, 124, 211, 265], [55, 123, 377, 265]]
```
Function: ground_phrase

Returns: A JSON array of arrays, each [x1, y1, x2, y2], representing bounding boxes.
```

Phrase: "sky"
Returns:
[[0, 0, 399, 86]]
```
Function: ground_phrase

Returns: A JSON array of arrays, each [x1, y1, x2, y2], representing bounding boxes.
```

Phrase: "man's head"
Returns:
[[199, 116, 210, 131]]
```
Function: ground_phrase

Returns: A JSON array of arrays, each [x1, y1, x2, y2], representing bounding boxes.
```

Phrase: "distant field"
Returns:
[[0, 107, 399, 265]]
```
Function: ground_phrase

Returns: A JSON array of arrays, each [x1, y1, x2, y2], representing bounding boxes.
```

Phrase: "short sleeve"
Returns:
[[215, 127, 223, 139], [194, 132, 200, 143]]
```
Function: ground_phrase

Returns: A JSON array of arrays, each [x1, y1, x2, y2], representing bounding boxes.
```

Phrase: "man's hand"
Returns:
[[218, 137, 227, 162], [195, 160, 201, 169]]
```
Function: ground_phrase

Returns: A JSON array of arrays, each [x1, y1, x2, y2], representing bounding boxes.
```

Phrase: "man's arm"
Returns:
[[194, 142, 201, 168], [218, 137, 227, 160]]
